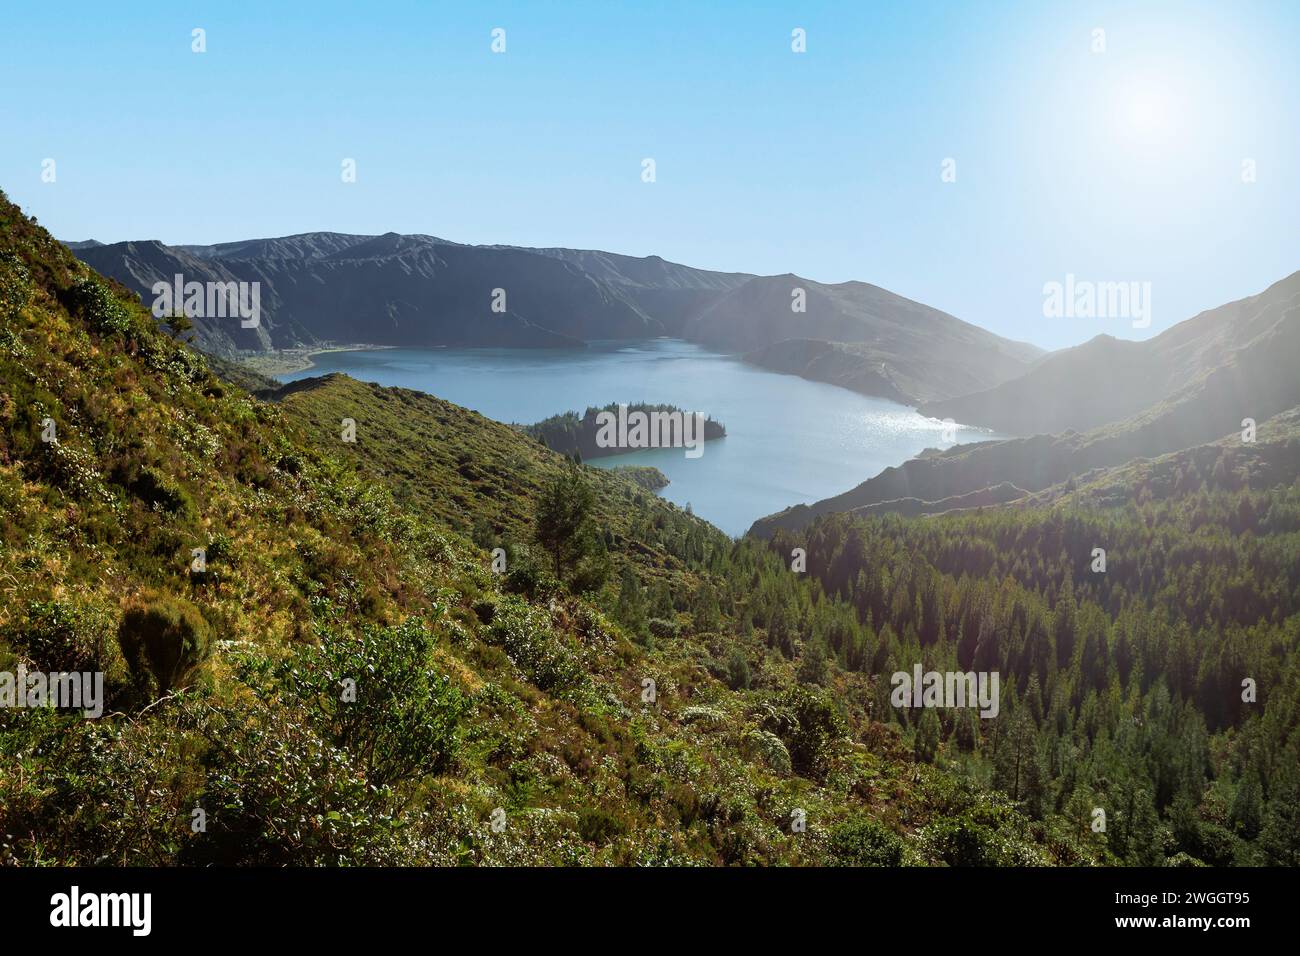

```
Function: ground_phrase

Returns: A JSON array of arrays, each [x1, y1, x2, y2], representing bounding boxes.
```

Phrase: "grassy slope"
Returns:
[[1, 190, 1049, 866], [273, 376, 692, 568]]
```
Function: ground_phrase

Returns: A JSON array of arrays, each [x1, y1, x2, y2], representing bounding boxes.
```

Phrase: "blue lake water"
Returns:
[[277, 340, 1000, 537]]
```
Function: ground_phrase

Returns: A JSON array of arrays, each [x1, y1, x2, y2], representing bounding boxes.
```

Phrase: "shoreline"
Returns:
[[228, 338, 958, 422], [237, 343, 394, 376], [221, 337, 1004, 537]]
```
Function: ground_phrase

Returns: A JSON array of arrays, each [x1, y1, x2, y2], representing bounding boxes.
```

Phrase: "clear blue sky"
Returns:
[[2, 0, 1296, 350]]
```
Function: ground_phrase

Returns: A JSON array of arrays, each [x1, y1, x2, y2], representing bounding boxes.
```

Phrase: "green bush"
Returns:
[[918, 811, 1044, 866], [128, 465, 196, 517], [291, 617, 468, 786], [919, 818, 1002, 866], [647, 617, 679, 639], [187, 699, 423, 866], [725, 647, 752, 690], [503, 550, 559, 601], [486, 595, 587, 695], [10, 598, 118, 674], [117, 592, 212, 697], [828, 817, 905, 866], [770, 685, 845, 778], [576, 804, 629, 845], [68, 276, 134, 336], [740, 728, 791, 774], [0, 251, 31, 318]]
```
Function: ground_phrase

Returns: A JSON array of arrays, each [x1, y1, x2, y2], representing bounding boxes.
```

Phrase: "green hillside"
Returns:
[[4, 185, 1297, 868], [0, 190, 1050, 866]]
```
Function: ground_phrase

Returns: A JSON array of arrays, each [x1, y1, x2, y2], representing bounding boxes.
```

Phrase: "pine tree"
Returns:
[[614, 566, 647, 640], [533, 460, 600, 584], [914, 707, 941, 764], [1260, 754, 1300, 865]]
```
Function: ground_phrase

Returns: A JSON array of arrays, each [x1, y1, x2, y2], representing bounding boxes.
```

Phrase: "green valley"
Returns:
[[3, 183, 1298, 869]]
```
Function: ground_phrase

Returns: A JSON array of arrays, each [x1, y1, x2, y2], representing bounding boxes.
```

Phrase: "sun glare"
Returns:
[[1115, 74, 1182, 147]]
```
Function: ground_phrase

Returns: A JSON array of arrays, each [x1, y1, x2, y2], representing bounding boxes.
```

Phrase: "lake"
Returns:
[[277, 340, 1000, 537]]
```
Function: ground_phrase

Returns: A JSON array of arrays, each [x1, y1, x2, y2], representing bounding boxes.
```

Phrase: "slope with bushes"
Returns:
[[2, 190, 1052, 866], [16, 186, 1293, 867]]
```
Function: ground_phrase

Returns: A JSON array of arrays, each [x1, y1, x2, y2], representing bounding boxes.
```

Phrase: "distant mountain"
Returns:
[[921, 271, 1300, 435], [743, 339, 912, 404], [750, 272, 1300, 537], [15, 185, 1300, 870], [494, 246, 751, 335], [62, 239, 104, 250], [73, 232, 752, 357], [70, 233, 1041, 404], [71, 239, 292, 354], [687, 274, 1044, 404]]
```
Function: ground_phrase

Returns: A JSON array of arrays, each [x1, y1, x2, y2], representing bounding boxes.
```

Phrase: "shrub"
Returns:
[[740, 728, 791, 774], [127, 465, 195, 517], [918, 818, 1002, 866], [828, 817, 905, 866], [680, 705, 725, 726], [291, 617, 468, 786], [576, 804, 629, 845], [117, 592, 212, 697], [725, 647, 752, 690], [187, 700, 422, 866], [11, 598, 117, 674], [918, 810, 1045, 867], [648, 617, 679, 639], [503, 550, 559, 601], [0, 251, 32, 318], [771, 685, 845, 778], [486, 596, 587, 695], [68, 277, 134, 336]]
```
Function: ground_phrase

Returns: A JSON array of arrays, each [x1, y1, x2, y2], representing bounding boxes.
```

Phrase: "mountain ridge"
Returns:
[[70, 232, 1043, 405], [921, 269, 1300, 435], [750, 270, 1300, 537]]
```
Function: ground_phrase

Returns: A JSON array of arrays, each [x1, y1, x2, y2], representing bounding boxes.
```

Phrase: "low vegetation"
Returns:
[[1, 189, 1295, 866]]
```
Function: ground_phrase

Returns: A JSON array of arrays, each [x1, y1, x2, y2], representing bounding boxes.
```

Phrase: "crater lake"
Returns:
[[277, 339, 1001, 537]]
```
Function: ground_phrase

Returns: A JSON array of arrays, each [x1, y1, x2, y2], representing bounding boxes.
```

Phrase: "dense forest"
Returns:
[[579, 464, 1300, 865], [758, 481, 1300, 865], [2, 188, 1297, 866]]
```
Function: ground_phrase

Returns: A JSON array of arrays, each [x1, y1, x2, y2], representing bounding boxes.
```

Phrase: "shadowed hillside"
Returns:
[[687, 274, 1044, 404], [71, 236, 1041, 406]]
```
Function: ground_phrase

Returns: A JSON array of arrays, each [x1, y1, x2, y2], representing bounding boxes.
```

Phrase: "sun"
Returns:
[[1115, 74, 1182, 147], [1127, 88, 1168, 130]]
